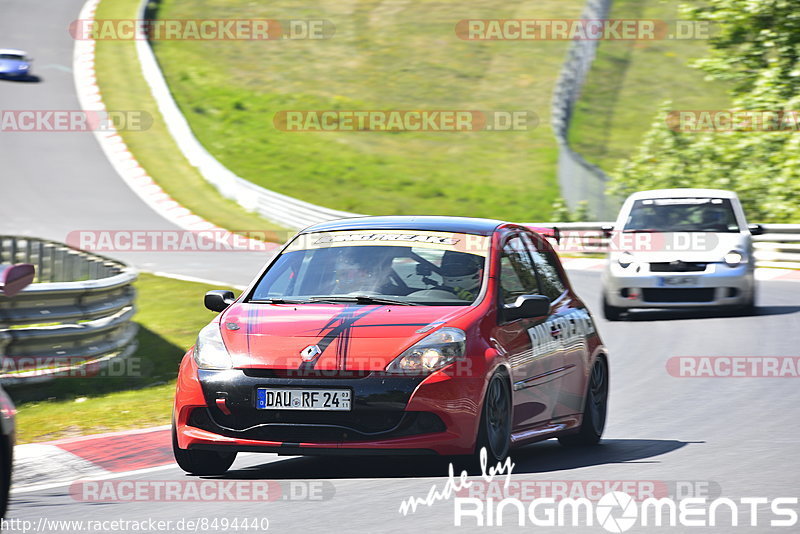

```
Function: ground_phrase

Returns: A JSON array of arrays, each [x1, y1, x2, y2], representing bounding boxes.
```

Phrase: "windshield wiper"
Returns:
[[306, 295, 419, 306], [249, 298, 309, 304]]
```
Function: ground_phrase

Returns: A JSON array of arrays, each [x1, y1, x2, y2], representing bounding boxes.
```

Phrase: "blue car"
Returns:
[[0, 49, 32, 79]]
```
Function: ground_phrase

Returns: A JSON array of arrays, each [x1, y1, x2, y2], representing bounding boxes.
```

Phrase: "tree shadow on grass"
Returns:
[[5, 324, 184, 404]]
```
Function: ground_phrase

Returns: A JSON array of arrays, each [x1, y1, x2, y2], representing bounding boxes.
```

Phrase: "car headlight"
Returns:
[[386, 327, 466, 374], [618, 251, 634, 268], [193, 323, 232, 369], [723, 250, 744, 266]]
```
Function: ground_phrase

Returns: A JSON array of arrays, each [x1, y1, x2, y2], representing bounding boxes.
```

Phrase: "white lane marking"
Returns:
[[12, 443, 108, 493], [72, 0, 269, 250], [11, 453, 290, 495], [11, 464, 175, 495], [37, 64, 73, 72]]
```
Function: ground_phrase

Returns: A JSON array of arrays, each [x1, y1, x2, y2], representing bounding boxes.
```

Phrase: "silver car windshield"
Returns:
[[623, 198, 740, 233]]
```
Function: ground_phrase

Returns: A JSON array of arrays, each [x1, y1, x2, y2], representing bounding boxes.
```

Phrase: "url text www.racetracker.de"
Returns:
[[0, 516, 270, 533]]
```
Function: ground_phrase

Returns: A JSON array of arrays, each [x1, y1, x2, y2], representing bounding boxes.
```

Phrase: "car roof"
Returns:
[[626, 188, 739, 201], [302, 216, 505, 236], [0, 49, 27, 56]]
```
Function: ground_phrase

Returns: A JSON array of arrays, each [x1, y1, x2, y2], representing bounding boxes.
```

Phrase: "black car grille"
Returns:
[[649, 262, 707, 272], [188, 408, 445, 443], [641, 288, 716, 303], [242, 369, 373, 379]]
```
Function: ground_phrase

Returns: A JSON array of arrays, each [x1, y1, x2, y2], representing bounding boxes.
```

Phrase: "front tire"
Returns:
[[0, 435, 11, 518], [738, 282, 757, 315], [474, 373, 512, 465], [172, 424, 236, 475], [602, 295, 624, 321], [559, 357, 608, 446]]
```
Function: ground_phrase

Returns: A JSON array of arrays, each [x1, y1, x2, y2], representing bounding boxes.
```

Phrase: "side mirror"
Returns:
[[601, 224, 614, 239], [748, 224, 764, 236], [204, 290, 235, 312], [0, 263, 35, 297], [504, 294, 551, 321]]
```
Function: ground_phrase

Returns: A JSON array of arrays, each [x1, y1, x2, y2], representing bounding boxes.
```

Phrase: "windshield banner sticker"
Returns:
[[285, 230, 491, 256]]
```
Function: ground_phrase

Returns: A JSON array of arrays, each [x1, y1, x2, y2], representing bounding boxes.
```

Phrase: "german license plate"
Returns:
[[256, 388, 351, 411], [659, 276, 697, 286]]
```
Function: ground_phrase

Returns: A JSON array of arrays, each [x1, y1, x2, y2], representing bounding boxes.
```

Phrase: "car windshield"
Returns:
[[622, 198, 740, 233], [249, 230, 491, 306], [0, 54, 25, 61]]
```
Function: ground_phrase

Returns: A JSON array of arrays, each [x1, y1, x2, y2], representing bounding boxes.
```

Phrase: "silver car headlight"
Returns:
[[618, 251, 634, 268], [386, 327, 466, 374], [723, 250, 744, 267], [193, 323, 233, 370]]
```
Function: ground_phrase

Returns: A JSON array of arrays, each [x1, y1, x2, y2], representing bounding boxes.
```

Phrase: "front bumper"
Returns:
[[0, 70, 29, 78], [174, 358, 485, 456], [603, 261, 755, 309]]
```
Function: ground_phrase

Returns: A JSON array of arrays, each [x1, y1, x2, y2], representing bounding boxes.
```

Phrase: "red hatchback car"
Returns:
[[172, 217, 609, 474]]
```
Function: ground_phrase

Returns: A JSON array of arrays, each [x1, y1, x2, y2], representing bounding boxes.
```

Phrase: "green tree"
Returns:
[[609, 0, 800, 222]]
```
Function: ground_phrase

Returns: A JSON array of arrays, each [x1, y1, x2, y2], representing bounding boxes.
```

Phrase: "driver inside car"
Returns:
[[328, 247, 395, 295], [439, 252, 484, 301]]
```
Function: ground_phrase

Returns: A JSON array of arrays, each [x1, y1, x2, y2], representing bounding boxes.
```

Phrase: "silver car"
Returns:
[[601, 188, 762, 320]]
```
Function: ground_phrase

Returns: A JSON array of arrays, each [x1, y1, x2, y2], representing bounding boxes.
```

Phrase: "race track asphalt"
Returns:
[[9, 270, 800, 533], [2, 1, 799, 532], [0, 0, 269, 287]]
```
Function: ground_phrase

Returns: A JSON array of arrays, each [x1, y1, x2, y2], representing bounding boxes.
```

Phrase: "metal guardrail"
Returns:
[[551, 0, 614, 220], [530, 222, 800, 269], [135, 0, 360, 230], [0, 236, 138, 385]]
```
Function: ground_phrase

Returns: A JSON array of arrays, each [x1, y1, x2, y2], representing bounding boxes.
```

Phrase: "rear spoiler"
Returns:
[[524, 225, 561, 244]]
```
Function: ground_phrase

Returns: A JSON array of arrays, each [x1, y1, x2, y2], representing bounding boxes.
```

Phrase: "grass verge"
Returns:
[[11, 273, 232, 443], [146, 0, 585, 221], [93, 0, 286, 236]]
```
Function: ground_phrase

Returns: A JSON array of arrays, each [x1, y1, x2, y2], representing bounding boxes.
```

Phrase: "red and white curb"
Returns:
[[12, 426, 174, 494], [72, 0, 277, 254]]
